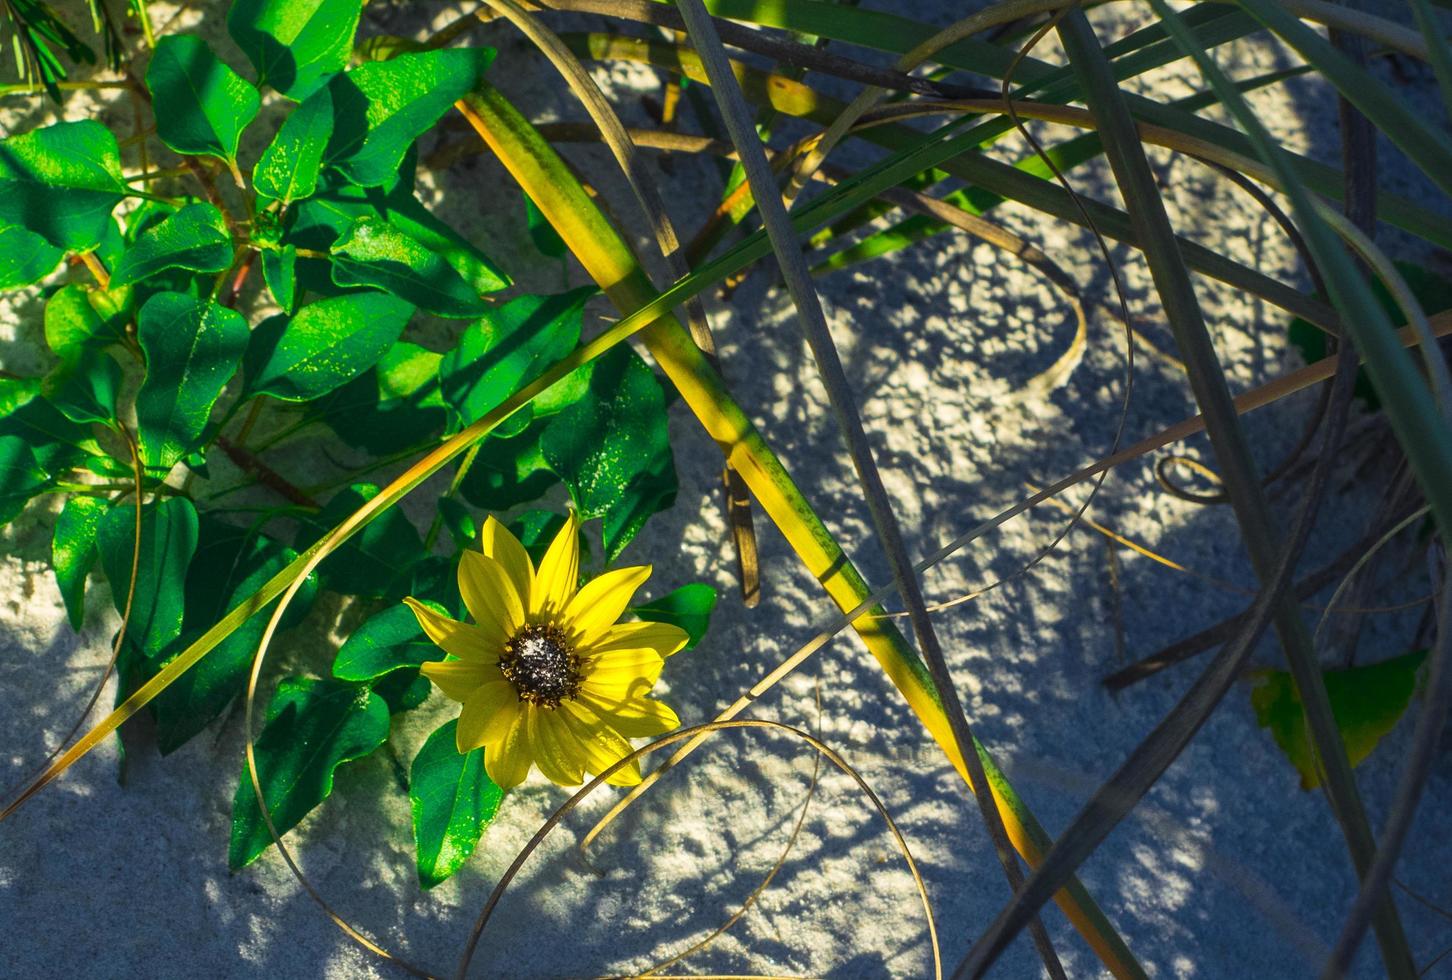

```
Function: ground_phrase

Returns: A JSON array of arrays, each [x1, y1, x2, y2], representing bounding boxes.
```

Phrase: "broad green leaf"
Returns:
[[0, 390, 102, 475], [313, 340, 446, 455], [0, 377, 38, 416], [323, 49, 494, 187], [439, 288, 592, 431], [96, 496, 199, 656], [288, 154, 509, 297], [0, 120, 125, 250], [0, 225, 63, 288], [373, 670, 431, 713], [507, 509, 591, 568], [44, 283, 130, 361], [52, 494, 108, 630], [296, 483, 422, 598], [540, 346, 678, 559], [110, 203, 233, 287], [1251, 651, 1429, 790], [44, 348, 120, 425], [331, 216, 487, 318], [228, 0, 362, 100], [146, 35, 261, 174], [243, 291, 413, 402], [124, 517, 319, 754], [410, 719, 502, 889], [135, 293, 249, 470], [332, 601, 444, 682], [261, 244, 297, 312], [0, 435, 50, 525], [632, 583, 717, 649], [229, 677, 390, 869], [458, 419, 556, 513], [254, 89, 335, 203]]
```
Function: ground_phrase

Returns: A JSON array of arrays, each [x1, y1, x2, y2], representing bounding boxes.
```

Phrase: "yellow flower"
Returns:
[[404, 511, 687, 789]]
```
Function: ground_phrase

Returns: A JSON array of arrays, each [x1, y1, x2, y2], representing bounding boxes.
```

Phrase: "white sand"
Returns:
[[3, 2, 1451, 977]]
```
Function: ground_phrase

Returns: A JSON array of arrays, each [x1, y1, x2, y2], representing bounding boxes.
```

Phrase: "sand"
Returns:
[[2, 2, 1450, 977]]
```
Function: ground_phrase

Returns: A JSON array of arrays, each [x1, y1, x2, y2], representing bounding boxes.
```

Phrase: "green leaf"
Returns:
[[458, 419, 557, 512], [53, 494, 108, 629], [131, 517, 319, 754], [323, 49, 494, 187], [540, 346, 678, 559], [243, 291, 414, 402], [44, 283, 130, 361], [439, 288, 591, 431], [261, 244, 297, 312], [438, 497, 476, 551], [1251, 651, 1429, 790], [373, 669, 431, 713], [0, 120, 125, 250], [96, 496, 199, 656], [523, 192, 565, 259], [332, 601, 444, 683], [0, 390, 101, 476], [146, 35, 261, 174], [507, 509, 590, 568], [254, 89, 335, 203], [228, 0, 362, 100], [331, 216, 487, 318], [313, 340, 447, 455], [44, 348, 120, 425], [410, 718, 502, 889], [110, 203, 234, 287], [296, 483, 422, 598], [0, 225, 64, 289], [135, 293, 249, 470], [632, 583, 717, 649], [228, 677, 389, 869], [288, 154, 509, 297], [0, 435, 51, 526]]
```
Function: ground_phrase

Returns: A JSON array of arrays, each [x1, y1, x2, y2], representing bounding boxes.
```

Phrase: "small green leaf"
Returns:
[[228, 0, 362, 100], [44, 283, 130, 361], [323, 49, 494, 187], [632, 583, 717, 649], [438, 497, 476, 551], [261, 244, 297, 312], [44, 348, 120, 425], [541, 346, 678, 559], [243, 292, 413, 402], [297, 483, 422, 598], [331, 216, 487, 318], [458, 421, 557, 512], [0, 435, 51, 526], [135, 293, 249, 470], [373, 669, 431, 713], [1251, 650, 1428, 790], [0, 390, 101, 476], [146, 35, 261, 174], [254, 89, 335, 203], [53, 494, 108, 630], [229, 677, 390, 869], [110, 203, 234, 287], [0, 120, 125, 250], [131, 517, 319, 754], [332, 601, 444, 683], [410, 718, 502, 889], [523, 192, 565, 260], [313, 340, 446, 455], [439, 288, 592, 431], [96, 496, 199, 656], [0, 225, 64, 289]]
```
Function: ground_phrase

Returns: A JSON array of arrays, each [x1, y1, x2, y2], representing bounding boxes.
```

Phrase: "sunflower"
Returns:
[[404, 511, 687, 789]]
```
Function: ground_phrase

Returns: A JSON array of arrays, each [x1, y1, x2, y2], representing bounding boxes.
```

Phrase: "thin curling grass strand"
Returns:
[[454, 719, 941, 980]]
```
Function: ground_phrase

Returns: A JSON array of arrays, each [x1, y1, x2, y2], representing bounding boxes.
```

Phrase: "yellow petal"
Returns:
[[529, 709, 585, 785], [530, 510, 579, 620], [479, 515, 534, 604], [459, 551, 525, 637], [563, 700, 642, 785], [560, 564, 652, 646], [580, 664, 663, 701], [587, 621, 689, 660], [578, 690, 680, 739], [484, 710, 533, 789], [456, 680, 519, 752], [421, 659, 498, 702], [404, 597, 502, 661]]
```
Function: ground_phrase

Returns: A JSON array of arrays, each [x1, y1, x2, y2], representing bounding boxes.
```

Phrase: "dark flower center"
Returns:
[[499, 624, 580, 708]]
